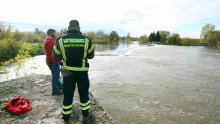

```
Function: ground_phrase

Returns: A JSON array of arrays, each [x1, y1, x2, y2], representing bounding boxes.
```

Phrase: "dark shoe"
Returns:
[[82, 113, 92, 124], [62, 116, 70, 124], [52, 90, 63, 96], [64, 120, 70, 124]]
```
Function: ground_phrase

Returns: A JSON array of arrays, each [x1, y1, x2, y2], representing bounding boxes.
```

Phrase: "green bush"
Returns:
[[0, 42, 44, 66], [29, 44, 45, 56], [0, 39, 22, 62], [181, 38, 201, 46], [20, 44, 45, 57]]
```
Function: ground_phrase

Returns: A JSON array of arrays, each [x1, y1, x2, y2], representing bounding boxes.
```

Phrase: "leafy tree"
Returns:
[[215, 31, 220, 48], [200, 24, 215, 46], [109, 31, 119, 43], [139, 34, 148, 44], [96, 30, 105, 41], [86, 30, 110, 44], [181, 38, 200, 46], [102, 34, 110, 43], [0, 22, 13, 40], [13, 29, 26, 42], [200, 24, 220, 48], [34, 27, 42, 35], [209, 31, 220, 48], [159, 30, 170, 44], [87, 32, 96, 42], [167, 33, 181, 45]]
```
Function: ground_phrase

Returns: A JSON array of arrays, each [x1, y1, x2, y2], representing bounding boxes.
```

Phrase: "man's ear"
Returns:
[[51, 33, 56, 38]]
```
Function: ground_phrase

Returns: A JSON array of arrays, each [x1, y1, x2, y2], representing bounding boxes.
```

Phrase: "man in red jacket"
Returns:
[[44, 29, 63, 95]]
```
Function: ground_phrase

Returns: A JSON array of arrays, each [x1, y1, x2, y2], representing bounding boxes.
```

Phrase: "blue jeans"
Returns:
[[46, 62, 61, 91]]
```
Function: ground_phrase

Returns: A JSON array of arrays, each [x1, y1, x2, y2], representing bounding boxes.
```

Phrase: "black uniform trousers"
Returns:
[[62, 71, 90, 120]]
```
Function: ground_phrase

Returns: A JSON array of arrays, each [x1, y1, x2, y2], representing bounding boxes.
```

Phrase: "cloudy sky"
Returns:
[[0, 0, 220, 38]]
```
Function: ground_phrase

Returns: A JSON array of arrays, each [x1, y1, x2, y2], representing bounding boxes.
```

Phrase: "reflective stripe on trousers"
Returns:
[[62, 104, 73, 115], [80, 100, 91, 111]]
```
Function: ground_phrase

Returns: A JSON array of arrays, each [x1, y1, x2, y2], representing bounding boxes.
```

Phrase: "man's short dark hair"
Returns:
[[68, 20, 80, 31], [47, 29, 56, 35]]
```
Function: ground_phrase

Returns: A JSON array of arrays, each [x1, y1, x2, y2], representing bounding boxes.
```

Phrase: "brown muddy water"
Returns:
[[1, 42, 220, 124]]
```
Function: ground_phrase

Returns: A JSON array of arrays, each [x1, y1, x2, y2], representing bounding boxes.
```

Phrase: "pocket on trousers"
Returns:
[[61, 69, 72, 77]]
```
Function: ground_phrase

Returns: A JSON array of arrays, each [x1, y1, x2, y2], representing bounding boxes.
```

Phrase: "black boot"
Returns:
[[52, 90, 63, 95]]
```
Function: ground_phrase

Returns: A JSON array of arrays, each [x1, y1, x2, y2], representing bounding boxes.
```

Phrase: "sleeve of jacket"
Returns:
[[53, 37, 63, 60], [87, 38, 95, 59]]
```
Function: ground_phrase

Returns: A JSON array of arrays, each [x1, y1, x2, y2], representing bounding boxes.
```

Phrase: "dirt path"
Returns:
[[0, 74, 114, 124]]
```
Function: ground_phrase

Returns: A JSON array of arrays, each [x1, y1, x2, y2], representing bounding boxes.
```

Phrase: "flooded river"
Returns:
[[1, 42, 220, 124]]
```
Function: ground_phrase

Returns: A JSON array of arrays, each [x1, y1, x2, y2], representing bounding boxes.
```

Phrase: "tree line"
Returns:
[[0, 23, 46, 66], [0, 21, 120, 66], [85, 30, 119, 44], [138, 24, 220, 48], [1, 21, 220, 66]]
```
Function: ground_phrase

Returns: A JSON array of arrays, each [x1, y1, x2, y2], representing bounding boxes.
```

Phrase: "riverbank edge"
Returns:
[[0, 74, 115, 124]]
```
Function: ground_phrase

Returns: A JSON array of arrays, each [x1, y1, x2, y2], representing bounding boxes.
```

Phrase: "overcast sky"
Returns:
[[0, 0, 220, 38]]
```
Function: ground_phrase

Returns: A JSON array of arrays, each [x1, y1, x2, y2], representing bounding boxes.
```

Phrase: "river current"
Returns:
[[1, 42, 220, 124]]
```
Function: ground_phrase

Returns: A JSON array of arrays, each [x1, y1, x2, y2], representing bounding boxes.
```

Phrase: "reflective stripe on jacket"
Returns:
[[53, 30, 94, 71]]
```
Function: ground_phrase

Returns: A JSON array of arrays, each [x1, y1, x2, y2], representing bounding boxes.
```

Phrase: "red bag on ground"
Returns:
[[4, 96, 32, 115]]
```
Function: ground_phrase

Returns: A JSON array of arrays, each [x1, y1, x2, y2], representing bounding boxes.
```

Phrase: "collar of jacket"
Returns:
[[67, 30, 82, 34]]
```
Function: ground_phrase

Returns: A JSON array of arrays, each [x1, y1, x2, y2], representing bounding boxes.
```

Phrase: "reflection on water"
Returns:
[[94, 43, 119, 52], [94, 41, 138, 52], [94, 41, 141, 55], [1, 43, 220, 124]]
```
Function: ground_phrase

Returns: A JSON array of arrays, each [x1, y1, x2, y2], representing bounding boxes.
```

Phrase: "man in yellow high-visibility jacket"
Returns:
[[53, 19, 94, 124]]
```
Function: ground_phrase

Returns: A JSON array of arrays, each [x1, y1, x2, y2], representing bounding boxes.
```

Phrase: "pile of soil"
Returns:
[[0, 74, 115, 124]]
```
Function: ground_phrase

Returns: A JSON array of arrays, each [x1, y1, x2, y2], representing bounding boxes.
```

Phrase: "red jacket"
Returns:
[[4, 96, 32, 115], [44, 37, 61, 63]]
